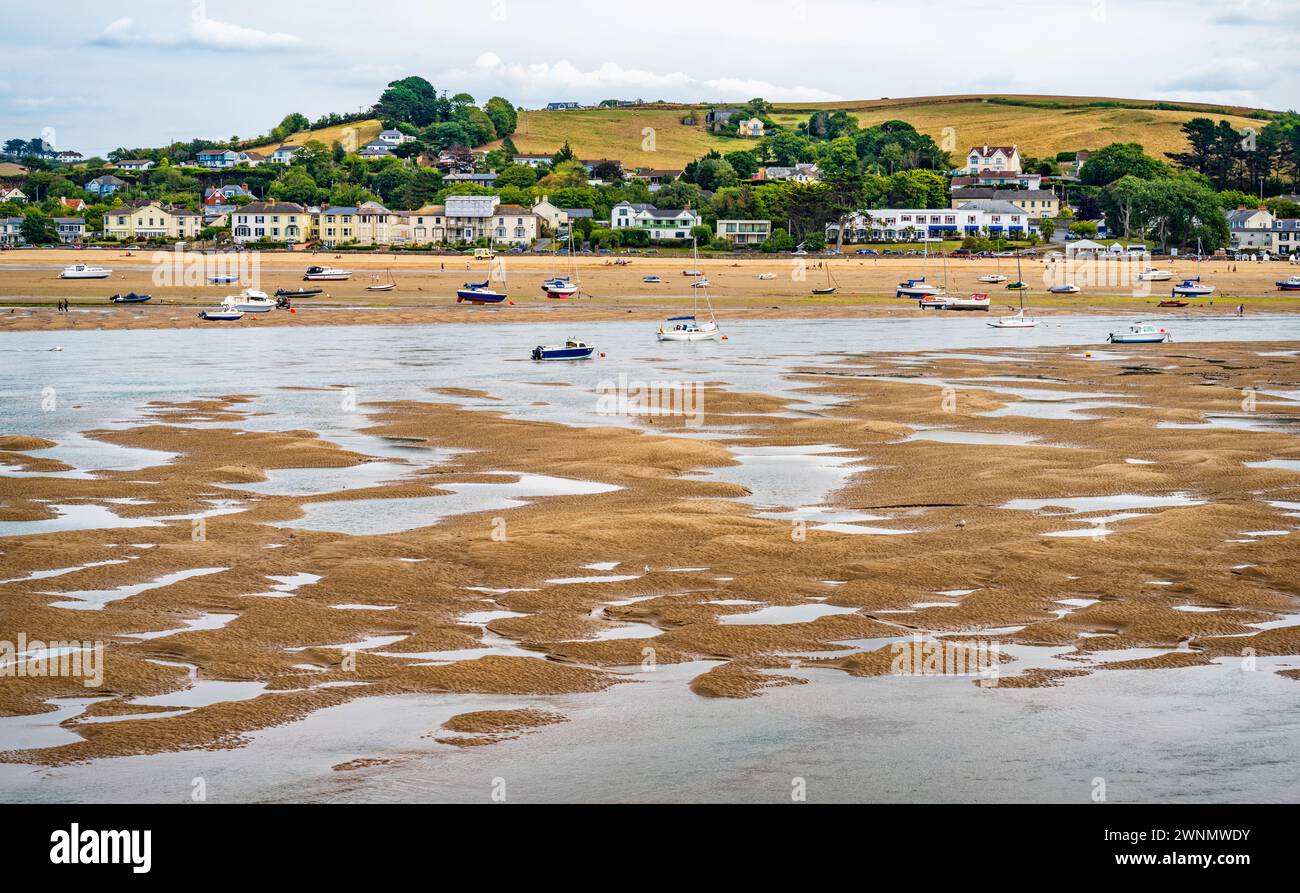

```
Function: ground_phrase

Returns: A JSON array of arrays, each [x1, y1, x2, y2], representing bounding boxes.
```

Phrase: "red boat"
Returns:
[[1157, 299, 1189, 308]]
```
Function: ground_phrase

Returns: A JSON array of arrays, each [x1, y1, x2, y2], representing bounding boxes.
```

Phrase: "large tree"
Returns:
[[375, 76, 448, 127], [1080, 142, 1167, 186]]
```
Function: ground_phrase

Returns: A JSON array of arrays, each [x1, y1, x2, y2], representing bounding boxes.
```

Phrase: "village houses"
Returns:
[[103, 201, 203, 240], [610, 202, 702, 239]]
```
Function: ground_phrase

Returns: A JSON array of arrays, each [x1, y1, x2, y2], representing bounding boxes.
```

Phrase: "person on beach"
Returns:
[[1237, 303, 1244, 316]]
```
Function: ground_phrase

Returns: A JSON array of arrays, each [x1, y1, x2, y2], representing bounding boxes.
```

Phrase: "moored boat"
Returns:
[[896, 277, 943, 298], [221, 288, 275, 313], [1158, 299, 1190, 308], [1172, 277, 1215, 297], [208, 274, 240, 284], [1107, 322, 1171, 343], [456, 279, 508, 304], [198, 307, 244, 321], [1137, 267, 1173, 282], [275, 287, 323, 298], [659, 237, 721, 342], [1276, 276, 1300, 291], [303, 266, 351, 281], [978, 273, 1008, 284], [60, 264, 111, 280], [109, 292, 151, 304], [1048, 283, 1081, 294], [642, 275, 663, 283], [988, 291, 1036, 327], [921, 292, 990, 311], [531, 339, 595, 360]]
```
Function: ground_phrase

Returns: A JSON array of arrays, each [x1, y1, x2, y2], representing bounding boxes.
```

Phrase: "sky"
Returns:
[[2, 0, 1298, 157]]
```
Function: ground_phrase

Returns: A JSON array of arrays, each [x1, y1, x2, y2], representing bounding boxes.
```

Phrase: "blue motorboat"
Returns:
[[109, 292, 151, 304], [531, 339, 595, 361], [457, 279, 507, 304], [1172, 277, 1215, 298], [198, 307, 244, 321], [642, 275, 663, 283], [208, 274, 240, 284]]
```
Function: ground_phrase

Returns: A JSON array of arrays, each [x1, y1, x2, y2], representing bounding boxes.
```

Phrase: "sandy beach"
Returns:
[[2, 247, 1298, 332], [1, 317, 1298, 769]]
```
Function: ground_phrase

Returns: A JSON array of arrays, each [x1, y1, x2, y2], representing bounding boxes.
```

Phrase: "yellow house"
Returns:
[[231, 201, 312, 244], [103, 201, 203, 240], [737, 117, 765, 137]]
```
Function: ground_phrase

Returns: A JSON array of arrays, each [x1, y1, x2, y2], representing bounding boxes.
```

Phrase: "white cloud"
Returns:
[[91, 15, 303, 52], [452, 54, 840, 103]]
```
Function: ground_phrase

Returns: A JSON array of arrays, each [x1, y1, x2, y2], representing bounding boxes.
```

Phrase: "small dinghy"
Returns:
[[1107, 322, 1170, 344], [682, 269, 702, 277], [691, 278, 710, 288], [978, 273, 1008, 284], [642, 275, 663, 283], [1048, 283, 1080, 294], [109, 292, 151, 304], [1158, 299, 1189, 308], [1005, 280, 1030, 290], [208, 274, 240, 284], [1275, 276, 1300, 291], [531, 338, 595, 361], [275, 287, 323, 298], [757, 272, 776, 281], [198, 307, 244, 321], [1172, 277, 1215, 298]]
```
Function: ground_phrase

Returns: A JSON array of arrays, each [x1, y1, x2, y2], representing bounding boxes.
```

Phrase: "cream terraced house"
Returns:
[[231, 201, 312, 244], [103, 201, 203, 240], [408, 196, 538, 245], [317, 201, 402, 246]]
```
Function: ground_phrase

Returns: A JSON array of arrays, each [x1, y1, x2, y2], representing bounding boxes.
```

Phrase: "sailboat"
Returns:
[[1172, 239, 1216, 297], [811, 262, 838, 295], [897, 240, 944, 297], [543, 231, 579, 298], [988, 290, 1038, 328], [658, 238, 720, 341], [457, 262, 508, 305], [367, 269, 397, 291]]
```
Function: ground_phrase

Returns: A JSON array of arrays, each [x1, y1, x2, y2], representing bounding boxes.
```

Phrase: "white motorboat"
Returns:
[[920, 292, 990, 311], [60, 264, 111, 279], [198, 307, 244, 321], [1107, 322, 1171, 344], [1048, 283, 1081, 294], [659, 238, 721, 342], [757, 272, 776, 280], [303, 266, 352, 281], [221, 288, 275, 313], [1137, 267, 1173, 282], [978, 273, 1008, 284]]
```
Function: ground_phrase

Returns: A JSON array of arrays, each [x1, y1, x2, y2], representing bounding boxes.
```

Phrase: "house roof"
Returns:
[[89, 175, 126, 186], [238, 201, 308, 214], [53, 217, 85, 224], [197, 149, 235, 156], [968, 145, 1017, 157], [561, 208, 594, 217], [956, 200, 1026, 215]]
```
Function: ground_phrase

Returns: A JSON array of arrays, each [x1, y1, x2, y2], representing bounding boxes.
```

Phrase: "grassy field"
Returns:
[[246, 119, 383, 155], [504, 95, 1269, 168]]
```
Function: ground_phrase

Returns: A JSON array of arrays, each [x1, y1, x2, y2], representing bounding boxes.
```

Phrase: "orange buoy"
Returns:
[[600, 351, 606, 357], [721, 335, 728, 340]]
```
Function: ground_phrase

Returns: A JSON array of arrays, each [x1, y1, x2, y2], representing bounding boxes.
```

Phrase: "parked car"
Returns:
[[950, 248, 972, 258]]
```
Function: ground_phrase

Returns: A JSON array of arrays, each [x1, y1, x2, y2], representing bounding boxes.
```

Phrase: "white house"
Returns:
[[0, 217, 23, 246], [358, 141, 394, 159], [195, 149, 239, 169], [53, 217, 86, 243], [1227, 206, 1275, 251], [513, 153, 552, 168], [271, 145, 302, 165], [761, 163, 821, 183], [113, 159, 155, 171], [829, 202, 1036, 242], [962, 145, 1022, 176], [376, 129, 413, 146], [609, 202, 702, 240], [1272, 219, 1300, 257], [0, 186, 27, 203], [716, 219, 772, 245]]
